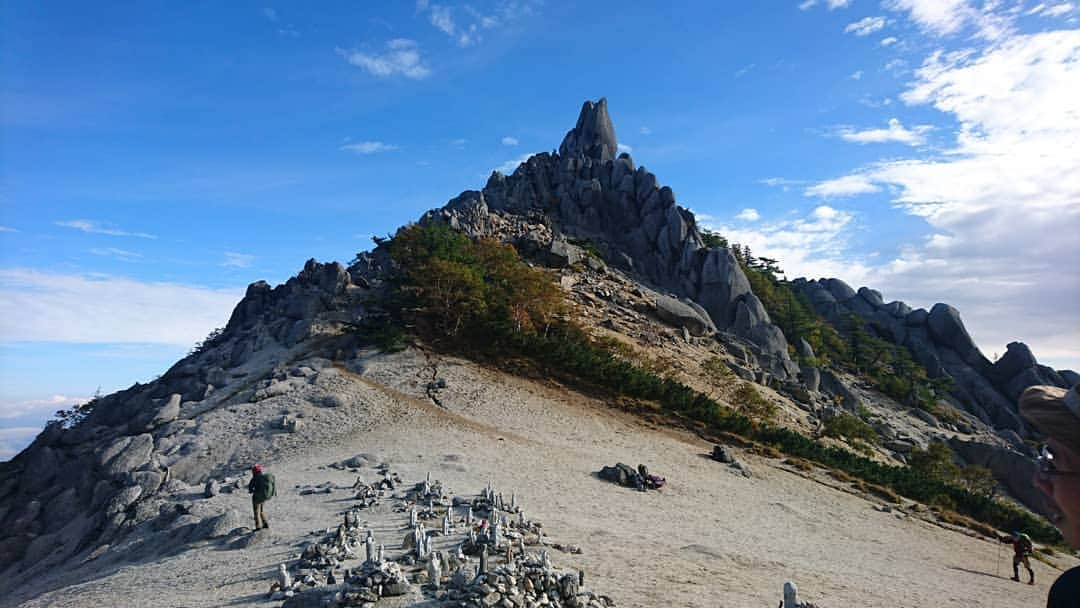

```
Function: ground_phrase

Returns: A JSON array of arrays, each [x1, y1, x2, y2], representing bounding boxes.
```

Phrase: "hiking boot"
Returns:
[[1011, 575, 1020, 582]]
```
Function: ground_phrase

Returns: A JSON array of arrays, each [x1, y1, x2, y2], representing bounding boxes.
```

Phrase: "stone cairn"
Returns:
[[271, 474, 613, 608]]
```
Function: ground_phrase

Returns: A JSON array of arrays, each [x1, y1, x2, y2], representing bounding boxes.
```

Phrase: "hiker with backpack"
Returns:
[[247, 464, 276, 530], [1000, 531, 1035, 584]]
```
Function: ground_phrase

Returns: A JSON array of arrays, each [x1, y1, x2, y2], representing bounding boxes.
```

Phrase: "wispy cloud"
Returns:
[[735, 208, 761, 221], [495, 154, 532, 174], [851, 70, 863, 80], [799, 0, 852, 10], [221, 252, 255, 268], [429, 4, 479, 47], [835, 118, 932, 145], [845, 16, 887, 36], [883, 0, 1014, 40], [881, 36, 899, 46], [0, 226, 17, 233], [805, 174, 881, 198], [55, 220, 157, 239], [0, 396, 87, 420], [340, 141, 400, 154], [337, 39, 431, 79], [759, 177, 807, 192], [501, 136, 519, 146], [617, 143, 633, 155], [1028, 3, 1076, 17], [89, 247, 143, 261], [639, 126, 652, 135], [261, 7, 278, 21], [734, 63, 756, 78], [0, 268, 242, 346]]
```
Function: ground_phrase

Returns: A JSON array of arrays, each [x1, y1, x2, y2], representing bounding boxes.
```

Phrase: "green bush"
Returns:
[[823, 412, 879, 444]]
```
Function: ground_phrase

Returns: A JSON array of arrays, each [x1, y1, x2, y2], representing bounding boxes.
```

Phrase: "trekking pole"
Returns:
[[995, 538, 1002, 579]]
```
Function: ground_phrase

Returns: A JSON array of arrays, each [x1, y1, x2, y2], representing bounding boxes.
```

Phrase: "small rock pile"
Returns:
[[439, 551, 614, 608]]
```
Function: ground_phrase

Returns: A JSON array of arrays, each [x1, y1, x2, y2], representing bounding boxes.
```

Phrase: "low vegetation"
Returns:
[[377, 221, 1061, 544]]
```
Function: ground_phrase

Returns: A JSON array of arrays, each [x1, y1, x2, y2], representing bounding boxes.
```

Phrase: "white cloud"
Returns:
[[883, 0, 1013, 40], [495, 154, 532, 174], [0, 426, 48, 461], [340, 141, 399, 154], [1044, 3, 1075, 16], [734, 63, 756, 78], [0, 396, 87, 420], [639, 126, 652, 135], [701, 205, 872, 282], [617, 143, 633, 155], [805, 174, 881, 198], [336, 40, 431, 79], [55, 219, 156, 239], [0, 268, 242, 346], [836, 118, 932, 145], [845, 16, 887, 36], [801, 29, 1080, 370], [735, 208, 761, 221], [89, 247, 142, 261], [881, 36, 899, 46], [221, 252, 255, 268], [428, 5, 479, 47], [261, 7, 278, 21], [430, 5, 456, 35], [851, 70, 864, 79], [1028, 2, 1075, 17], [416, 0, 430, 12], [501, 136, 519, 146], [799, 0, 852, 9], [0, 226, 17, 232], [760, 177, 807, 192]]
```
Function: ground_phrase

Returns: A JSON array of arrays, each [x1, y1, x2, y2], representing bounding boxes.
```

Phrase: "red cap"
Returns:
[[252, 464, 263, 473]]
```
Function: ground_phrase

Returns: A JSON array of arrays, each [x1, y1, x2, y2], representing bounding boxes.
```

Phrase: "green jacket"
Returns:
[[248, 472, 275, 503]]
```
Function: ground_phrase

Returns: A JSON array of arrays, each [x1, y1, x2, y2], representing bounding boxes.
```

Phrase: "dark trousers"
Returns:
[[1013, 555, 1033, 581], [253, 500, 268, 529]]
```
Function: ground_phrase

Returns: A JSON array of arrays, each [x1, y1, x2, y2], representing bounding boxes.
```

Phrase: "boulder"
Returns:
[[192, 508, 243, 541], [102, 434, 154, 478], [697, 248, 751, 329], [824, 278, 856, 302], [654, 295, 715, 336], [546, 238, 584, 268], [799, 365, 821, 393]]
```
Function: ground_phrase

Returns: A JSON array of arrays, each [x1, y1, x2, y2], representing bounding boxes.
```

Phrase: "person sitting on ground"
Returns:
[[1019, 383, 1080, 606], [247, 464, 276, 530], [999, 531, 1035, 584]]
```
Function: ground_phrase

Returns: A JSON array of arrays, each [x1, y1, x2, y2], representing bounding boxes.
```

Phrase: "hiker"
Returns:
[[999, 531, 1034, 584], [247, 464, 276, 530], [1019, 384, 1080, 606]]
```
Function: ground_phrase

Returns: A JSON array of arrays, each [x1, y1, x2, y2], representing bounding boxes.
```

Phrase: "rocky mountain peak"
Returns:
[[559, 98, 618, 162]]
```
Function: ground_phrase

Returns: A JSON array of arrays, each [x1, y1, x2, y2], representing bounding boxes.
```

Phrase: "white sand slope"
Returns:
[[8, 350, 1074, 608]]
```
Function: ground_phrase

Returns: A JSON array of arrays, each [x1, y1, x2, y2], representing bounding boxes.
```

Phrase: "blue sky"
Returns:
[[2, 0, 1079, 459]]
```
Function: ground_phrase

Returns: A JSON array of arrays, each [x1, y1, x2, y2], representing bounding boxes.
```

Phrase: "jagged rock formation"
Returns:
[[422, 98, 798, 380], [789, 278, 1076, 438]]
